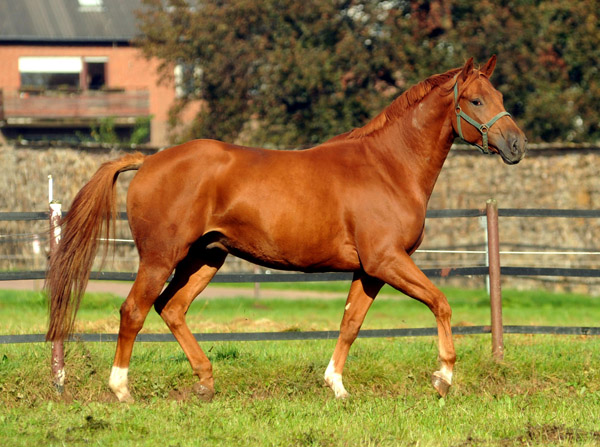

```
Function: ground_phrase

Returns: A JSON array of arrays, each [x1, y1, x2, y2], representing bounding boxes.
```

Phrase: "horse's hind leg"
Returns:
[[154, 248, 227, 401], [325, 272, 383, 398], [109, 261, 173, 403]]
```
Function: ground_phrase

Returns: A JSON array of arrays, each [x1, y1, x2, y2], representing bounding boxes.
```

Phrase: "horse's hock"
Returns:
[[1, 143, 600, 294]]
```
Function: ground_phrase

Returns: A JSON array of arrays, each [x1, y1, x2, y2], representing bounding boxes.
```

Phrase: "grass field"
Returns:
[[1, 285, 600, 446]]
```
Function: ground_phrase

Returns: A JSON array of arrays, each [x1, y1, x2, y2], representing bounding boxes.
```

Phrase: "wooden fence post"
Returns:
[[48, 175, 65, 393], [486, 199, 504, 361]]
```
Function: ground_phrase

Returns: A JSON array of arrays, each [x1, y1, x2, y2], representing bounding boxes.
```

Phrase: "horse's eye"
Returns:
[[471, 99, 483, 106]]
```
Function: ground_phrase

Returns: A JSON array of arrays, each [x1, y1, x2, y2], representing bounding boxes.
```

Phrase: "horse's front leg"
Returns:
[[324, 272, 383, 398], [365, 251, 455, 397]]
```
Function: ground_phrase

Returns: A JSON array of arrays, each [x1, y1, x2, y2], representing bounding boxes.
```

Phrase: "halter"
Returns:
[[453, 81, 511, 154]]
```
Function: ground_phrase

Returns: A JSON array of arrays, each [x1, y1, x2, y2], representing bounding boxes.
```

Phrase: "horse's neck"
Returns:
[[372, 93, 455, 201]]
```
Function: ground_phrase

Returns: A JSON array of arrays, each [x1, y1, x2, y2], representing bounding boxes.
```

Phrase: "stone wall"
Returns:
[[424, 147, 600, 294], [1, 144, 599, 294]]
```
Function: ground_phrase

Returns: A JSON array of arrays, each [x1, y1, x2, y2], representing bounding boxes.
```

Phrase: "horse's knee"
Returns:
[[436, 297, 452, 320], [340, 318, 362, 343], [434, 298, 452, 320], [423, 291, 452, 321]]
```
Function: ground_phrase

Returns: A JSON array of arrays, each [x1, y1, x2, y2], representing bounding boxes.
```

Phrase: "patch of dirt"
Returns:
[[167, 384, 214, 403], [168, 388, 193, 402], [186, 317, 289, 333], [1, 279, 350, 300], [97, 391, 118, 403]]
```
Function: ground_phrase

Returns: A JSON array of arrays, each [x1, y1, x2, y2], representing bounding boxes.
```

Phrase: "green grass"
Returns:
[[1, 285, 598, 334], [1, 286, 600, 446]]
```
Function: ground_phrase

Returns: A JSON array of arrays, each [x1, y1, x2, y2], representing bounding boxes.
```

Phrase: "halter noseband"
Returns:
[[453, 81, 511, 155]]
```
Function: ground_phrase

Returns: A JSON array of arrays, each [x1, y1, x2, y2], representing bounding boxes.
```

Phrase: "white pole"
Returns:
[[48, 174, 64, 393], [48, 175, 53, 203]]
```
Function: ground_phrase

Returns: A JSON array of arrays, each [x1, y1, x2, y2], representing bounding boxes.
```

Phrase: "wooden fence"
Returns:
[[1, 203, 600, 388]]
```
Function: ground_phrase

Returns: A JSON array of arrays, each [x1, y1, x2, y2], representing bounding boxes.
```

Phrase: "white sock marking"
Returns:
[[324, 359, 348, 398], [109, 366, 131, 402]]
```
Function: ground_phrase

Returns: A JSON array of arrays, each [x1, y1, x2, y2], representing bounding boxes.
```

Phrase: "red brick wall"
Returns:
[[0, 45, 199, 146]]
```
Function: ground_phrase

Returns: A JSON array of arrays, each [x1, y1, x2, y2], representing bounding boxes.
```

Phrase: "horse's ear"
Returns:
[[460, 57, 474, 81], [481, 55, 497, 78]]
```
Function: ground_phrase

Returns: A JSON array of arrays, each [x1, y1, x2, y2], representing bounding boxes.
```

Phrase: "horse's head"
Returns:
[[452, 56, 527, 165]]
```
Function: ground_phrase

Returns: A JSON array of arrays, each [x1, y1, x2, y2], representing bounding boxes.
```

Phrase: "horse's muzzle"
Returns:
[[497, 132, 527, 165]]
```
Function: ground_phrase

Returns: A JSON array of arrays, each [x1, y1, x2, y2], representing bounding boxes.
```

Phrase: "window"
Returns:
[[84, 57, 108, 90], [18, 56, 108, 91], [19, 57, 82, 90], [86, 63, 105, 90], [174, 63, 203, 98]]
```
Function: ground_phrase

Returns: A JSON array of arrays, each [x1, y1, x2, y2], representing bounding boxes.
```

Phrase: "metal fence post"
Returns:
[[48, 175, 65, 393], [486, 199, 504, 360]]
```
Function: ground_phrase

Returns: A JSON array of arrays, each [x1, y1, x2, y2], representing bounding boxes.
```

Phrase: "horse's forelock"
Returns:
[[454, 70, 488, 102]]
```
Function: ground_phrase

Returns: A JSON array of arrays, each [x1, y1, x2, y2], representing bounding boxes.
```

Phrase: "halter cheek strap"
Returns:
[[453, 82, 511, 155]]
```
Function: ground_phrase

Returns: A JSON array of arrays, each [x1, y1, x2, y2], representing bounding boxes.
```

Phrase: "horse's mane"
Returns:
[[347, 68, 462, 139]]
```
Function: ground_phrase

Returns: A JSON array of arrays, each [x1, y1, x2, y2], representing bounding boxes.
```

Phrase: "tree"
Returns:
[[382, 0, 600, 143], [136, 0, 600, 146], [136, 0, 401, 147]]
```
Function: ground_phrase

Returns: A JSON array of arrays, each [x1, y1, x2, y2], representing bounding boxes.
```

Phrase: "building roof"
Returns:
[[0, 0, 144, 43]]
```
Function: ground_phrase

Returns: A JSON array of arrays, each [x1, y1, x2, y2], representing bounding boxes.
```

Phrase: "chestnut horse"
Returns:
[[46, 56, 526, 402]]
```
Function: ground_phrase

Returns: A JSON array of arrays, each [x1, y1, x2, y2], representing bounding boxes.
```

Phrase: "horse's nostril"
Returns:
[[512, 140, 519, 154], [510, 136, 521, 155]]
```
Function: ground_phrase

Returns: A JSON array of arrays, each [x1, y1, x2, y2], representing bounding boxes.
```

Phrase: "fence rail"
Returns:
[[3, 208, 600, 221], [3, 325, 600, 345], [1, 206, 599, 353], [2, 266, 600, 283]]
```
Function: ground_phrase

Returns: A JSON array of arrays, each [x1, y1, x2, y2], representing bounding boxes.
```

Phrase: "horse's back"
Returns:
[[126, 139, 364, 271]]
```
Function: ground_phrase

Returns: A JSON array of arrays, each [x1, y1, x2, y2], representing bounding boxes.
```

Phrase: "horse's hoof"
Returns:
[[324, 378, 349, 399], [335, 389, 349, 400], [193, 383, 215, 402], [431, 372, 451, 398], [118, 394, 135, 404], [110, 386, 135, 403]]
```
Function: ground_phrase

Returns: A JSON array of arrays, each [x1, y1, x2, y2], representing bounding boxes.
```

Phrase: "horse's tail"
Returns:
[[45, 152, 146, 342]]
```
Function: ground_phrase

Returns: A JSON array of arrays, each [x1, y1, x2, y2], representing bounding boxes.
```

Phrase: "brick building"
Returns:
[[0, 0, 193, 146]]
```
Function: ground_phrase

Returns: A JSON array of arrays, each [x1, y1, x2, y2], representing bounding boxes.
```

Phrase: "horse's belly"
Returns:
[[216, 224, 360, 272]]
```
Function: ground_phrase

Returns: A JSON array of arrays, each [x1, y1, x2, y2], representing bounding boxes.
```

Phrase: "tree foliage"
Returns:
[[136, 0, 600, 146]]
